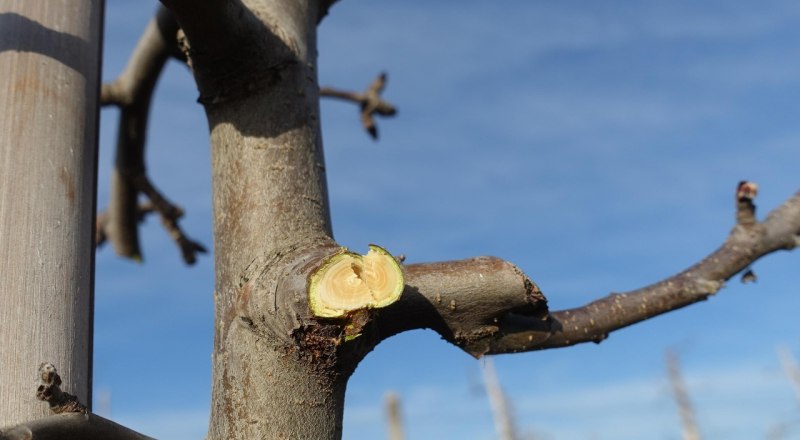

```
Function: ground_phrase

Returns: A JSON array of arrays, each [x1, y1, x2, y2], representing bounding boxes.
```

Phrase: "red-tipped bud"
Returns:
[[737, 181, 758, 200]]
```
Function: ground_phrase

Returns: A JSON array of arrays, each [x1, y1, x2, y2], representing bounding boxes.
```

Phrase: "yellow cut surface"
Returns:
[[308, 245, 404, 318]]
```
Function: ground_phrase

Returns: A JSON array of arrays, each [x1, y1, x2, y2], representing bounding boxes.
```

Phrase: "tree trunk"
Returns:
[[0, 0, 102, 426], [169, 1, 347, 438]]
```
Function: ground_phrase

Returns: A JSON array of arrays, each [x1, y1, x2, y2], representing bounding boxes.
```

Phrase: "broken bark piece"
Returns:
[[308, 244, 404, 318]]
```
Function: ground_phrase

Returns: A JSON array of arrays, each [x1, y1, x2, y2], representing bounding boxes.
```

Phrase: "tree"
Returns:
[[2, 1, 799, 439]]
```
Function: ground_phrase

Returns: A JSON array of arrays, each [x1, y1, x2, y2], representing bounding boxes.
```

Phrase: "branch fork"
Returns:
[[320, 72, 397, 139]]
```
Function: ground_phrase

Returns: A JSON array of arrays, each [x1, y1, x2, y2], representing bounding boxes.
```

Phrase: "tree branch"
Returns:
[[0, 413, 154, 440], [377, 183, 800, 358], [377, 256, 549, 358], [320, 72, 397, 139], [528, 183, 800, 352], [99, 6, 204, 265]]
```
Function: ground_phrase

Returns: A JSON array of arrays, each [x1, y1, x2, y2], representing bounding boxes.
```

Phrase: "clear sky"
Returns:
[[95, 1, 800, 439]]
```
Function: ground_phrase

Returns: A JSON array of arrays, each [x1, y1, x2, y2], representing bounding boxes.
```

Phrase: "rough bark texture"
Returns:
[[3, 1, 795, 438], [161, 0, 353, 438], [0, 0, 102, 426], [159, 0, 800, 436]]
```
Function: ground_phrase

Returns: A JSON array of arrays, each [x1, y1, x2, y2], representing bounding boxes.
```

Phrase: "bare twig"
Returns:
[[377, 184, 800, 357], [96, 203, 154, 248], [384, 392, 405, 440], [97, 198, 205, 265], [482, 358, 519, 440], [320, 72, 397, 139], [666, 351, 702, 440], [35, 363, 87, 415], [99, 6, 204, 265]]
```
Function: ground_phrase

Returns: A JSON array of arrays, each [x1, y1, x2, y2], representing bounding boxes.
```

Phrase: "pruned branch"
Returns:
[[378, 256, 548, 358], [99, 6, 204, 265], [320, 72, 397, 139], [377, 183, 800, 358]]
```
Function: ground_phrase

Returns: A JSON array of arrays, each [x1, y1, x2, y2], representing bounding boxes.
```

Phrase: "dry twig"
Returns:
[[98, 6, 204, 265], [376, 182, 800, 357], [320, 72, 397, 139]]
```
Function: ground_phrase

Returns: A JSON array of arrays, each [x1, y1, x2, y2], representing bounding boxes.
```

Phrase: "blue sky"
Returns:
[[95, 1, 800, 439]]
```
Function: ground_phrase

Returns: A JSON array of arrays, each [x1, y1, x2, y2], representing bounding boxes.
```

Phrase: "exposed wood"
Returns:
[[0, 0, 102, 426]]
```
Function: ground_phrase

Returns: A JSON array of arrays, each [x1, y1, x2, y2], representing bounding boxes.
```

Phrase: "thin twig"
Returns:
[[98, 6, 204, 265], [377, 183, 800, 357], [320, 72, 397, 139]]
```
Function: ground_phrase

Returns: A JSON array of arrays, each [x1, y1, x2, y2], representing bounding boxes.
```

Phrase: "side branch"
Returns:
[[530, 185, 800, 351], [378, 184, 800, 358], [320, 72, 396, 139], [98, 6, 204, 264], [0, 413, 154, 440], [377, 257, 549, 358]]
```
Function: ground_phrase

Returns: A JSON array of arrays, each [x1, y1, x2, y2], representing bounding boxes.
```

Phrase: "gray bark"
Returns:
[[160, 0, 346, 438], [3, 1, 798, 438], [0, 0, 102, 426]]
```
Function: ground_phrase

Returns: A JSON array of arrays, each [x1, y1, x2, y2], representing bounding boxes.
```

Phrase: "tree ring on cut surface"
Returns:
[[308, 244, 404, 318]]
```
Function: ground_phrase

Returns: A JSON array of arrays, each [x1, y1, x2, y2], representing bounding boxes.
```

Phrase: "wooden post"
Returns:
[[384, 392, 405, 440], [0, 0, 103, 426], [666, 351, 702, 440], [482, 358, 518, 440]]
